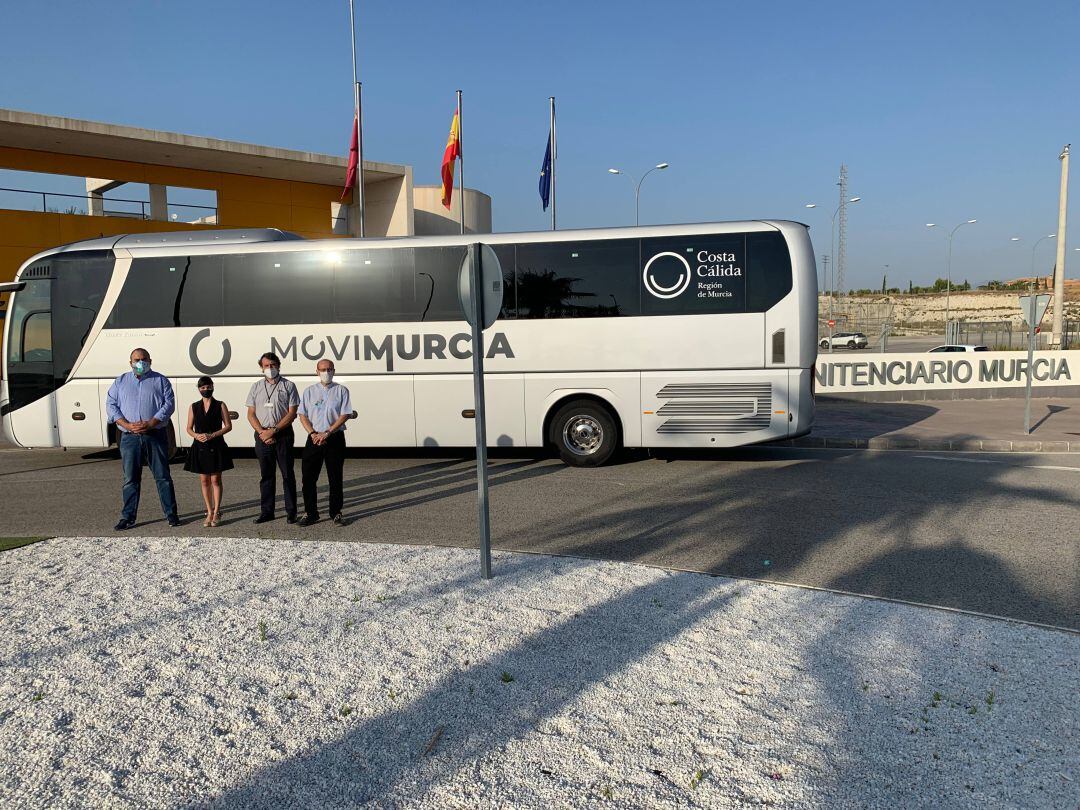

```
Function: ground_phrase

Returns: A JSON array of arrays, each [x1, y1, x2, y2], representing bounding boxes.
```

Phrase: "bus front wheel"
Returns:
[[549, 401, 618, 467]]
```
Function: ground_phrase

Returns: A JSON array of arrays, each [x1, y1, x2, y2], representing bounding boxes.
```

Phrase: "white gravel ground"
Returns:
[[0, 537, 1075, 809]]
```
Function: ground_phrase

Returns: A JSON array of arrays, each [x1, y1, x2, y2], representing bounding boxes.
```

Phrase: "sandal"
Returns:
[[210, 511, 220, 527], [203, 513, 212, 528]]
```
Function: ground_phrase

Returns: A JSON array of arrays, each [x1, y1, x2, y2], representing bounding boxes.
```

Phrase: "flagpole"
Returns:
[[348, 0, 365, 237], [549, 96, 556, 231], [457, 89, 465, 235]]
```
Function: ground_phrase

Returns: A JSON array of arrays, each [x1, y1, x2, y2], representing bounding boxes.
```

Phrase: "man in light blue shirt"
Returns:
[[105, 347, 180, 530], [297, 358, 353, 526]]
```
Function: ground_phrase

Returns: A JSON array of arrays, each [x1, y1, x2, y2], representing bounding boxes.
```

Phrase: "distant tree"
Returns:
[[881, 275, 887, 294], [908, 280, 913, 294]]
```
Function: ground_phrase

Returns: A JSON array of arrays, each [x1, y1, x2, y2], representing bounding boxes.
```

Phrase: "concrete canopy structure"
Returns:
[[0, 108, 492, 289]]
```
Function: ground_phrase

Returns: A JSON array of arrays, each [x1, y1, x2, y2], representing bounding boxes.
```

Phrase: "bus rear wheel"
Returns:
[[549, 401, 618, 467]]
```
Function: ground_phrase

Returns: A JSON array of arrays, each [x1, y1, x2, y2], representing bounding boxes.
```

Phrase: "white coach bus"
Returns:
[[1, 221, 816, 466]]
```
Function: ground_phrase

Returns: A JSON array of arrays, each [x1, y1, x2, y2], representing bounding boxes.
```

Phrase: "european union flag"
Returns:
[[539, 137, 552, 211]]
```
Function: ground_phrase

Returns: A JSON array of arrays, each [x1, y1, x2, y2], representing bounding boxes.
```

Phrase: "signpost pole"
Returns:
[[468, 243, 492, 578], [1024, 288, 1036, 434]]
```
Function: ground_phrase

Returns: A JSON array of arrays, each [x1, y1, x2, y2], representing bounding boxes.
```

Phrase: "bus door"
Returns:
[[54, 379, 107, 448], [414, 374, 525, 448], [3, 276, 59, 447]]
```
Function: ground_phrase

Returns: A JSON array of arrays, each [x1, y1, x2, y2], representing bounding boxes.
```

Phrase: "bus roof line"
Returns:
[[13, 229, 298, 276], [119, 220, 804, 258]]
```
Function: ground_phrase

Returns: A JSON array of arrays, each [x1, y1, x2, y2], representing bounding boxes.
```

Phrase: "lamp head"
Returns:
[[607, 168, 621, 175], [656, 162, 669, 170]]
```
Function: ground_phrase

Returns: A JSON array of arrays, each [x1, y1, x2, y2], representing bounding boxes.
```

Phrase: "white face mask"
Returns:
[[319, 370, 334, 384], [263, 366, 280, 380]]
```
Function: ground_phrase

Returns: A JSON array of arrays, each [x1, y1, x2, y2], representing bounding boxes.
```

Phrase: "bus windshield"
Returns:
[[3, 251, 112, 414]]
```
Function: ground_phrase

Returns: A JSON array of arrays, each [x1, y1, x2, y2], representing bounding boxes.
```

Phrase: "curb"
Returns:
[[784, 436, 1080, 453]]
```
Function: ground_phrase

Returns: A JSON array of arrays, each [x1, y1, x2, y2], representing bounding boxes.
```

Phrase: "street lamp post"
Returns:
[[608, 163, 669, 226], [927, 220, 976, 341], [1029, 233, 1057, 279]]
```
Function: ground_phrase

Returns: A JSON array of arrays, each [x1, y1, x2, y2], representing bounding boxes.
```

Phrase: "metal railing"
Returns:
[[954, 319, 1079, 350], [0, 186, 217, 222]]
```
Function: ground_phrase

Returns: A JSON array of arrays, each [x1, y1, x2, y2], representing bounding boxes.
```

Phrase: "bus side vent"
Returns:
[[772, 329, 785, 364], [655, 383, 772, 434], [21, 264, 52, 279]]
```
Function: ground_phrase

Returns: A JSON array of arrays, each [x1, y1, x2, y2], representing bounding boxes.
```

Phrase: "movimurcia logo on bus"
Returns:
[[189, 328, 232, 375]]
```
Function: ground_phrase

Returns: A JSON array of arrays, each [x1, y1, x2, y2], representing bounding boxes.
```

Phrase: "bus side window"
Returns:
[[21, 311, 52, 362], [746, 232, 793, 312], [108, 255, 222, 328], [515, 238, 639, 319], [225, 252, 331, 325]]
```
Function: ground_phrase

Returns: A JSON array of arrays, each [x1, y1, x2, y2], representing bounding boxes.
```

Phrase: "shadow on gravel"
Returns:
[[206, 572, 740, 807], [201, 448, 1076, 805], [2, 544, 542, 671]]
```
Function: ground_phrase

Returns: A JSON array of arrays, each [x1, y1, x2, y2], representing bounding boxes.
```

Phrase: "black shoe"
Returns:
[[286, 514, 298, 525], [167, 516, 183, 528], [298, 514, 319, 527], [331, 514, 346, 526], [253, 514, 275, 524], [114, 518, 134, 531]]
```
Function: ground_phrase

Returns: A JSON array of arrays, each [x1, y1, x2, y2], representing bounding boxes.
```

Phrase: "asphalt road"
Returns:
[[1, 444, 1077, 629]]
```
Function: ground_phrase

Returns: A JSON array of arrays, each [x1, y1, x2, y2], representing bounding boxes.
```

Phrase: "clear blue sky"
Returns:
[[2, 0, 1077, 288]]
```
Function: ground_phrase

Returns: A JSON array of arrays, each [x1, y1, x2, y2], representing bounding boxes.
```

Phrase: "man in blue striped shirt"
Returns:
[[105, 347, 181, 530]]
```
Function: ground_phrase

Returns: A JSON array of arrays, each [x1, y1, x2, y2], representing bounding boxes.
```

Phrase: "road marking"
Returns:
[[914, 455, 995, 464], [915, 455, 1080, 473]]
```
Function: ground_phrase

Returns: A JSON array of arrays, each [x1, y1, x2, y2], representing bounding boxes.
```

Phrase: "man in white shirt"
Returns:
[[297, 358, 353, 526]]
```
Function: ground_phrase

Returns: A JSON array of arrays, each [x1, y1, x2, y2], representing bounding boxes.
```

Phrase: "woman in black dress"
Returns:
[[184, 376, 234, 526]]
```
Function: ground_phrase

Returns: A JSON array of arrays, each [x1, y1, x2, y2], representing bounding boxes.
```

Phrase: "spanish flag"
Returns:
[[440, 107, 461, 209]]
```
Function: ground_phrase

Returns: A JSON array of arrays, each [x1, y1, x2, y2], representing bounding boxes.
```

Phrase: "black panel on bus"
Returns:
[[104, 232, 792, 329]]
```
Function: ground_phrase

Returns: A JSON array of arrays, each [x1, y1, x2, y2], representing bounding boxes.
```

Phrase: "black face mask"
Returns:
[[199, 388, 214, 398]]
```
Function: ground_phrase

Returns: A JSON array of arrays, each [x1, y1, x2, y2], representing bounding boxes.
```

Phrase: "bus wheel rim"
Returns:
[[563, 416, 603, 456]]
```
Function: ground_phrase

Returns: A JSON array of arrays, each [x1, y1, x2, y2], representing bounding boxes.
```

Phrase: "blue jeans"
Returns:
[[119, 430, 178, 522]]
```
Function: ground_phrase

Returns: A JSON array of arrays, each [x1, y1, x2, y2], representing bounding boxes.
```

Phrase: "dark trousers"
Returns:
[[119, 430, 177, 522], [254, 430, 297, 518], [301, 432, 346, 519]]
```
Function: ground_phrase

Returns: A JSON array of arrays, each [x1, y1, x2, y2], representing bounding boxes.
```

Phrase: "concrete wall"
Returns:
[[816, 350, 1080, 401], [413, 186, 492, 235]]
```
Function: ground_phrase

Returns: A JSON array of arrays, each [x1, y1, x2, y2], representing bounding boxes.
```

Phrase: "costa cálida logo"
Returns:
[[643, 248, 743, 299]]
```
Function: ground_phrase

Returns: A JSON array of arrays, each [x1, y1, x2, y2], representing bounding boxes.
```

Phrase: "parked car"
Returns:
[[928, 344, 990, 352], [819, 332, 869, 350]]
